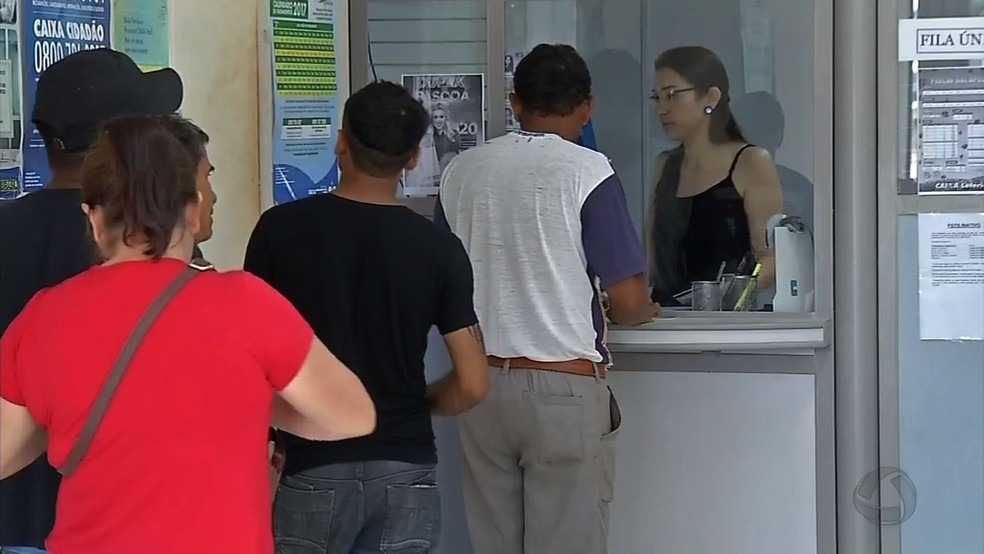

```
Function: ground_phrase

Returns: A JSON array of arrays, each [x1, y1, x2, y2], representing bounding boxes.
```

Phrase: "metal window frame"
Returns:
[[876, 0, 902, 552], [834, 0, 883, 550]]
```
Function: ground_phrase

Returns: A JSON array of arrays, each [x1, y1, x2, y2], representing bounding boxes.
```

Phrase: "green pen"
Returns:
[[734, 262, 762, 311]]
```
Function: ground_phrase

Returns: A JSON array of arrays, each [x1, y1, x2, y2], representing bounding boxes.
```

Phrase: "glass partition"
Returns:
[[361, 0, 827, 314], [505, 0, 821, 312]]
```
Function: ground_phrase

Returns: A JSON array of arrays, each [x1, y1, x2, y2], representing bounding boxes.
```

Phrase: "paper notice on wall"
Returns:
[[900, 17, 984, 61], [22, 0, 111, 191], [269, 0, 341, 205], [918, 213, 984, 341], [113, 0, 169, 71], [917, 67, 984, 195], [401, 73, 485, 197]]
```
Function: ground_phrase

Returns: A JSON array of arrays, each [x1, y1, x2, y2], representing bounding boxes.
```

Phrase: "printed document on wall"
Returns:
[[269, 0, 340, 205], [917, 68, 984, 195], [899, 17, 984, 61], [113, 0, 169, 70], [401, 73, 485, 197], [918, 213, 984, 341]]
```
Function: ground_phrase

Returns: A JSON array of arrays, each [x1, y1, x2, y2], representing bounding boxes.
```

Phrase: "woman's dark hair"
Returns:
[[81, 115, 198, 259], [655, 46, 745, 144]]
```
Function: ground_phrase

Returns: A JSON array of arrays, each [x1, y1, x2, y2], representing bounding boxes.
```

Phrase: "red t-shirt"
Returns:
[[0, 259, 314, 554]]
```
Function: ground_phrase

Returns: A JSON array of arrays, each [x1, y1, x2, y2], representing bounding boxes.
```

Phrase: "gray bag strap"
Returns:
[[59, 261, 213, 477]]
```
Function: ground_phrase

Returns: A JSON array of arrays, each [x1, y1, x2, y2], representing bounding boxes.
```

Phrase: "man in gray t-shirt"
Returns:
[[436, 44, 659, 554]]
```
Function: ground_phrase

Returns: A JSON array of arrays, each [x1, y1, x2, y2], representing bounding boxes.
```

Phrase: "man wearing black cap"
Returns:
[[0, 48, 183, 553]]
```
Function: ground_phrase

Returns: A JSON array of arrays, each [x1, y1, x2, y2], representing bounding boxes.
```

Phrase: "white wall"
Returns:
[[171, 0, 260, 270]]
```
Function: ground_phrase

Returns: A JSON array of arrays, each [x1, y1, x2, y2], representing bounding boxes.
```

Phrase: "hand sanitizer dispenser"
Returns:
[[766, 214, 815, 312]]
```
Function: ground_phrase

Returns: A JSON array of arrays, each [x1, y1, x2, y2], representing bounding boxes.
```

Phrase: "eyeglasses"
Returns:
[[649, 87, 696, 105]]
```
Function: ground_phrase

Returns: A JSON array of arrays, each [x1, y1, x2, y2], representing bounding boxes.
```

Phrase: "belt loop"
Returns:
[[502, 358, 511, 375], [593, 363, 601, 383]]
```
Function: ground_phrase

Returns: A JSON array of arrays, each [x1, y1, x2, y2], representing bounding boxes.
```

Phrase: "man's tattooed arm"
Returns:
[[427, 322, 491, 416]]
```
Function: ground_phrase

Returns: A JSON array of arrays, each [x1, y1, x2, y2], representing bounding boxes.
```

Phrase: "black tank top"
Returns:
[[649, 144, 754, 304], [680, 144, 753, 282]]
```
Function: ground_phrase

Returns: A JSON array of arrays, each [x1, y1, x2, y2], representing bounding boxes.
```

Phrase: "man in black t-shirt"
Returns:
[[245, 82, 488, 554], [0, 49, 184, 552]]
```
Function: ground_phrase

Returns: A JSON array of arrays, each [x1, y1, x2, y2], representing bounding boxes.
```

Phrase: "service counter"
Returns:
[[429, 312, 835, 554], [602, 312, 833, 554], [609, 311, 830, 355]]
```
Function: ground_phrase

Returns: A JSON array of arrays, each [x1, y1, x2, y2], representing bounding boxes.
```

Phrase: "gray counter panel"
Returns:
[[609, 315, 831, 355], [607, 370, 819, 554]]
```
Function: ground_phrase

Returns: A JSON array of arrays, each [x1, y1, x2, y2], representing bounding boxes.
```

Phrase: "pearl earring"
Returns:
[[704, 105, 714, 115]]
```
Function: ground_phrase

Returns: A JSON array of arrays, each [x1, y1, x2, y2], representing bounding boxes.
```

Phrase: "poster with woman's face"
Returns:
[[401, 73, 485, 197], [0, 0, 15, 24]]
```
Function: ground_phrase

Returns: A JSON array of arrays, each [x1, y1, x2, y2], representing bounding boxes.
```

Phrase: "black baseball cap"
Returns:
[[31, 48, 184, 153]]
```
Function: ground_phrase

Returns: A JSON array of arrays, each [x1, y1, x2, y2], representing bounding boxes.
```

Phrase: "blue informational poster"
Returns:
[[268, 0, 340, 205], [22, 0, 111, 191]]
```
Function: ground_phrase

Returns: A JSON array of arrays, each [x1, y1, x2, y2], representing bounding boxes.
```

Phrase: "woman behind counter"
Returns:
[[647, 46, 782, 306]]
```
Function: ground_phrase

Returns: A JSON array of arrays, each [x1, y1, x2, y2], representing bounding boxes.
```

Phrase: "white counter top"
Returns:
[[608, 312, 830, 355]]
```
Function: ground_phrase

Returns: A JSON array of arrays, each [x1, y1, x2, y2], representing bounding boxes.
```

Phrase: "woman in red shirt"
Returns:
[[0, 114, 376, 554]]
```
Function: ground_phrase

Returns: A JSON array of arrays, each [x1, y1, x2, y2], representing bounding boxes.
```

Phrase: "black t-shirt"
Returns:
[[244, 193, 477, 472], [0, 188, 96, 547]]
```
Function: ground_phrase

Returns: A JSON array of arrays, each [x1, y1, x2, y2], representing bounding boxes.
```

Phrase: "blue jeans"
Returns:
[[1, 548, 49, 554], [273, 461, 440, 554]]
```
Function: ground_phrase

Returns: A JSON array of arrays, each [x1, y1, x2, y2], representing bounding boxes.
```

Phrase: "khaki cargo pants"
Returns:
[[458, 364, 622, 554]]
